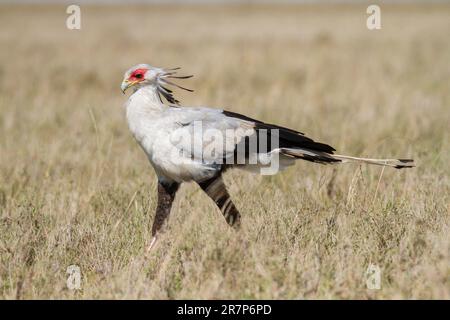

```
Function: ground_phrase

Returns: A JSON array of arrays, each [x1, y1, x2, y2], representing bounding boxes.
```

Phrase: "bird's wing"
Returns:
[[163, 106, 338, 167]]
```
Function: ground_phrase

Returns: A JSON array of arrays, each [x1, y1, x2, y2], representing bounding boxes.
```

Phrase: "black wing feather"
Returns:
[[222, 110, 336, 155]]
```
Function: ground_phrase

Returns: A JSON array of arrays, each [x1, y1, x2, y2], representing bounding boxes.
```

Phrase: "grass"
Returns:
[[0, 3, 449, 299]]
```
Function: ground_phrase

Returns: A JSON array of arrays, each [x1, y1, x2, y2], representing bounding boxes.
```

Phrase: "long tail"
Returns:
[[281, 148, 415, 169], [331, 154, 415, 169], [229, 116, 416, 170]]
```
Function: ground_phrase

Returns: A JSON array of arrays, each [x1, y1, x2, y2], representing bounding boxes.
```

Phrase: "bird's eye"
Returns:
[[135, 73, 143, 79]]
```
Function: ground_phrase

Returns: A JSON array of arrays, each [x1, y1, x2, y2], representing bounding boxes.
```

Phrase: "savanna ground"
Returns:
[[0, 3, 449, 299]]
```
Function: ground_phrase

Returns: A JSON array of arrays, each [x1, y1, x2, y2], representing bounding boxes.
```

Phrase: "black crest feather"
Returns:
[[156, 68, 193, 105]]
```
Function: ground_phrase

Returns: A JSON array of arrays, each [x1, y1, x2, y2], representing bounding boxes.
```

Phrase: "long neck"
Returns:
[[126, 84, 165, 115]]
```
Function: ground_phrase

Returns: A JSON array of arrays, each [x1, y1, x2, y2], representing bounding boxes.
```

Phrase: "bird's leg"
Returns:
[[147, 180, 180, 252], [198, 175, 241, 228]]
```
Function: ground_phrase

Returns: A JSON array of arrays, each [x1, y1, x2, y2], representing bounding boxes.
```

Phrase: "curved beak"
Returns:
[[121, 79, 138, 94]]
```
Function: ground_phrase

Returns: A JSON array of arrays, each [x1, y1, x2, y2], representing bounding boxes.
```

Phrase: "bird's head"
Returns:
[[121, 64, 157, 93], [121, 64, 193, 105]]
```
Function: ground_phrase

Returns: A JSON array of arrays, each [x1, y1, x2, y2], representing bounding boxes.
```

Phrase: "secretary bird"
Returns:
[[120, 64, 414, 251]]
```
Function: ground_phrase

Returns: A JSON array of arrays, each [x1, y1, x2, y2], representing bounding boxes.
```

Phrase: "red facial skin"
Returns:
[[128, 68, 148, 82]]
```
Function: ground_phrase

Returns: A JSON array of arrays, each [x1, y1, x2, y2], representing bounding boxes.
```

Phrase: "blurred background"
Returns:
[[0, 1, 448, 299]]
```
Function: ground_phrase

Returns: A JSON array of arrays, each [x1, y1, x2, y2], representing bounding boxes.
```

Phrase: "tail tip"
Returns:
[[395, 159, 415, 169]]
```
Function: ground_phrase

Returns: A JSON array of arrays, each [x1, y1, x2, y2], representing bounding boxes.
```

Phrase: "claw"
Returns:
[[146, 236, 158, 253]]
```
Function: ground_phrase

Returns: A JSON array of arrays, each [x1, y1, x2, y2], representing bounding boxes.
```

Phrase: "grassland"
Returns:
[[0, 4, 449, 299]]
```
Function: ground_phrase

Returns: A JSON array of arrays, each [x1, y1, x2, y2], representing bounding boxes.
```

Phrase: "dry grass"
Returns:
[[0, 4, 449, 299]]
